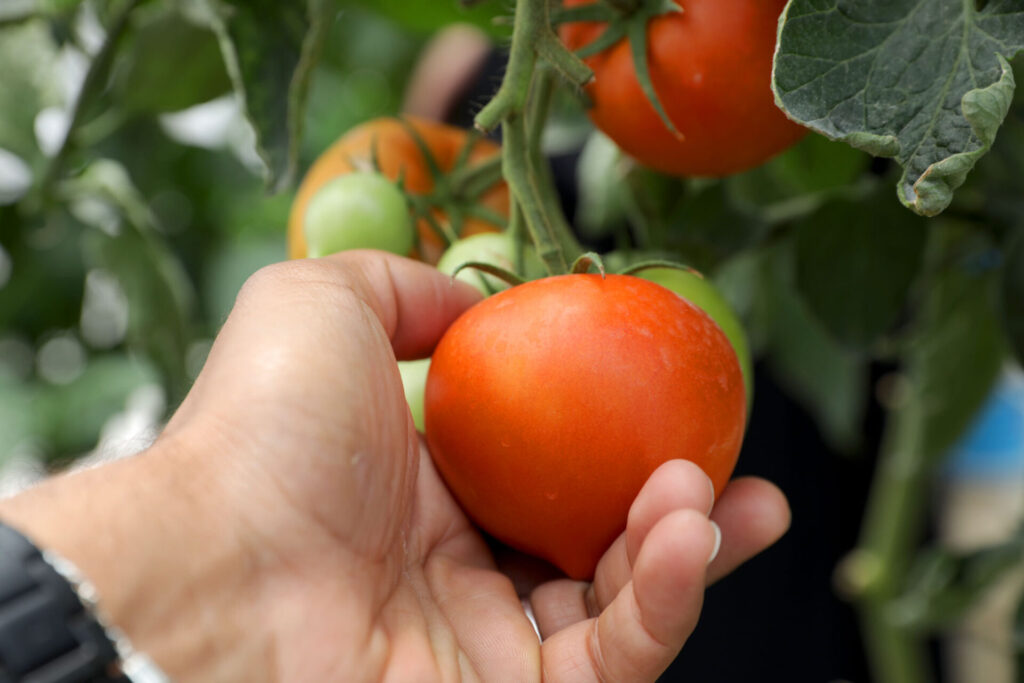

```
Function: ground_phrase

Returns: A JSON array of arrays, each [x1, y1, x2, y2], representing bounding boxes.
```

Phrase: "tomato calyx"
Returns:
[[449, 261, 527, 293], [570, 251, 608, 277], [618, 258, 704, 279], [556, 0, 685, 141], [355, 117, 508, 254]]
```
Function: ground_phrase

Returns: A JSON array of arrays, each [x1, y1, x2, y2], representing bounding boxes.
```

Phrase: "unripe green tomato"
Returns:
[[399, 358, 431, 432], [638, 267, 754, 409], [436, 232, 543, 294], [303, 172, 414, 258]]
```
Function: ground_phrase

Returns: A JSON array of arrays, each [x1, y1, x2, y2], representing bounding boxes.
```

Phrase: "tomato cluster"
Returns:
[[288, 116, 509, 264], [291, 115, 752, 579]]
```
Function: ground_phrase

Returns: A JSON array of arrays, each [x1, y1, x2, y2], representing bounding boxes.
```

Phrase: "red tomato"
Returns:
[[424, 274, 746, 579], [559, 0, 806, 177]]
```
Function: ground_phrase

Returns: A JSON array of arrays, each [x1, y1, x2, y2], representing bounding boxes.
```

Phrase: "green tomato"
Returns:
[[437, 232, 543, 295], [399, 358, 430, 432], [638, 267, 754, 410], [303, 172, 414, 257]]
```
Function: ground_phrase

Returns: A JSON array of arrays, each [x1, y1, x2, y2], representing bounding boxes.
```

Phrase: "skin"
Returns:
[[559, 0, 806, 177], [0, 251, 789, 682]]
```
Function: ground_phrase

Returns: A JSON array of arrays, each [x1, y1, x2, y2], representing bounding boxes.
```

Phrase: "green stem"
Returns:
[[449, 155, 504, 201], [37, 0, 140, 202], [474, 0, 541, 133], [846, 410, 932, 683], [475, 0, 590, 131], [527, 68, 584, 261], [503, 112, 566, 273]]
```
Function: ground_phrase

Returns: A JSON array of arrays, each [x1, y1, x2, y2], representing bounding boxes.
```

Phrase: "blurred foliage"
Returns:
[[0, 1, 425, 466]]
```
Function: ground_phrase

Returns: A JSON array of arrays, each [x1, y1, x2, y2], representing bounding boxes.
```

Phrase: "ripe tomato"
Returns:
[[288, 116, 508, 263], [303, 172, 414, 258], [559, 0, 806, 177], [424, 274, 746, 579], [637, 267, 753, 408]]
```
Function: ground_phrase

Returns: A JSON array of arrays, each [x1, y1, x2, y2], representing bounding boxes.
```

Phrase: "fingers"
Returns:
[[589, 459, 714, 612], [707, 476, 790, 584], [531, 460, 713, 640], [541, 509, 718, 682], [318, 250, 482, 359]]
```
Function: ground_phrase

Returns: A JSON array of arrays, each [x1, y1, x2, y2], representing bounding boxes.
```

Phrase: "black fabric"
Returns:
[[0, 524, 126, 683]]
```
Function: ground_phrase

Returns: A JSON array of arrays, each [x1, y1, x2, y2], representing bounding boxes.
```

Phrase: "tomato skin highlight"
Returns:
[[559, 0, 806, 177], [424, 274, 746, 580]]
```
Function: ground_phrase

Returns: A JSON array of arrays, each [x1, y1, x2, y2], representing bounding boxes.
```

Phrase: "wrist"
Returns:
[[0, 436, 263, 681]]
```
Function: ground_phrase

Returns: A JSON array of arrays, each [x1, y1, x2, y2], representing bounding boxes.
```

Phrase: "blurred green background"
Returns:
[[0, 3, 438, 470]]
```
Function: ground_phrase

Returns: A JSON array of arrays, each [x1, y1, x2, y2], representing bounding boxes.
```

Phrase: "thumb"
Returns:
[[167, 250, 481, 433]]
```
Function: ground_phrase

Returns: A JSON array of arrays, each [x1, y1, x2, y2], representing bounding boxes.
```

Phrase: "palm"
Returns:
[[176, 253, 788, 683]]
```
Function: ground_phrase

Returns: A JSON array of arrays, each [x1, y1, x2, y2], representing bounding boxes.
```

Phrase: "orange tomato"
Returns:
[[560, 0, 806, 177], [288, 116, 508, 263], [424, 274, 746, 579]]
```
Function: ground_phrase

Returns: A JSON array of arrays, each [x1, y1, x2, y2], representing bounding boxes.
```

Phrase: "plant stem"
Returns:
[[503, 111, 567, 273], [474, 0, 542, 133], [527, 68, 584, 260], [449, 155, 504, 201], [476, 0, 591, 275], [842, 409, 932, 683]]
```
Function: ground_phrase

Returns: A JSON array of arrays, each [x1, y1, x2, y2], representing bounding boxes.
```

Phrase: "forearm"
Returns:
[[0, 439, 264, 681]]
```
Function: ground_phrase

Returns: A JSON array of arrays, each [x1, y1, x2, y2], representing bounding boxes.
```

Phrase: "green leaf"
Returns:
[[0, 20, 59, 160], [72, 160, 195, 403], [725, 133, 872, 224], [185, 0, 333, 191], [891, 528, 1024, 631], [111, 5, 231, 114], [774, 0, 1024, 217], [761, 242, 868, 452], [794, 194, 928, 348], [652, 180, 770, 273], [1001, 228, 1024, 368], [0, 0, 81, 26], [348, 0, 509, 39], [893, 225, 1007, 465], [36, 354, 158, 460]]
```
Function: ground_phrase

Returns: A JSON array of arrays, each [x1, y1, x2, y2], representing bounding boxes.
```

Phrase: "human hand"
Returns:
[[0, 251, 789, 682]]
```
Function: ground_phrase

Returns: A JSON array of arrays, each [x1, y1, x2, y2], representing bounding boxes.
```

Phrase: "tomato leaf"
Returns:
[[725, 133, 872, 225], [184, 0, 333, 192], [794, 194, 928, 349], [72, 160, 195, 403], [0, 20, 58, 161], [761, 242, 868, 452], [891, 225, 1006, 466], [111, 5, 231, 115], [774, 0, 1024, 217], [346, 0, 510, 39], [1001, 228, 1024, 368], [891, 527, 1024, 631]]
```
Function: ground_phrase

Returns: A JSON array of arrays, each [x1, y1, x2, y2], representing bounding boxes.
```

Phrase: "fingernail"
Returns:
[[707, 521, 722, 565], [706, 473, 716, 515]]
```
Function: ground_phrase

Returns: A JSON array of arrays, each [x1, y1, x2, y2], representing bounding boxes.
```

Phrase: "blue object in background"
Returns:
[[944, 367, 1024, 479]]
